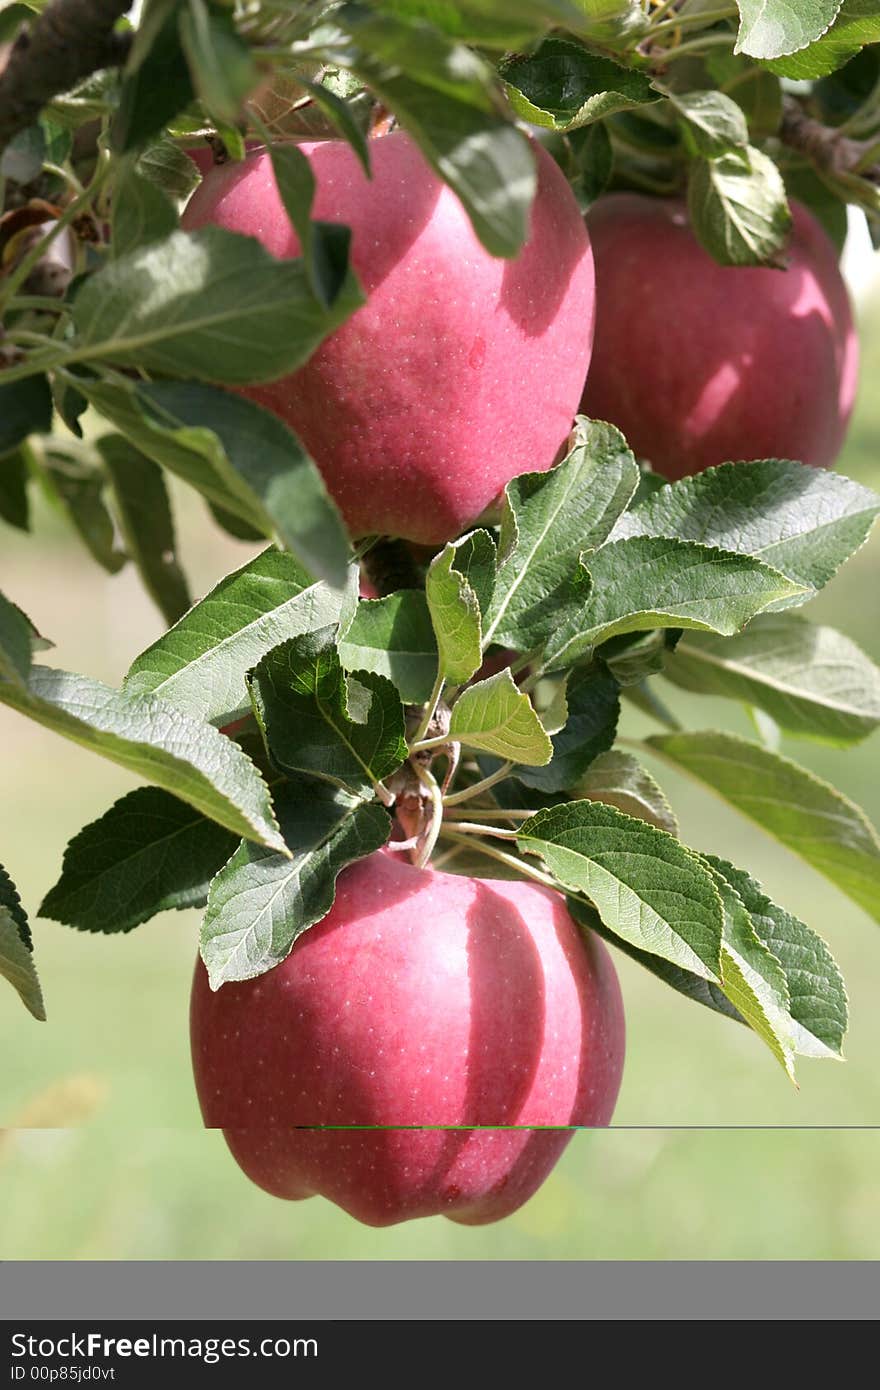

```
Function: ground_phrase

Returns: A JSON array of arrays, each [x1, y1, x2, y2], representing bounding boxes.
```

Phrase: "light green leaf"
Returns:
[[670, 89, 749, 155], [0, 907, 45, 1021], [39, 788, 238, 935], [735, 0, 841, 60], [519, 799, 723, 978], [666, 614, 880, 745], [763, 0, 880, 78], [542, 536, 804, 672], [1, 666, 285, 854], [612, 459, 880, 602], [484, 419, 640, 651], [449, 668, 553, 764], [201, 780, 389, 989], [338, 592, 438, 704], [265, 141, 353, 308], [426, 543, 483, 686], [248, 628, 407, 799], [125, 548, 353, 727], [0, 591, 32, 688], [573, 749, 679, 836], [688, 144, 791, 266], [705, 853, 848, 1058], [647, 730, 880, 924]]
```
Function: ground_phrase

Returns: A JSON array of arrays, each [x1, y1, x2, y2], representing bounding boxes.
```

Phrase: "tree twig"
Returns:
[[0, 0, 132, 156], [779, 94, 880, 187]]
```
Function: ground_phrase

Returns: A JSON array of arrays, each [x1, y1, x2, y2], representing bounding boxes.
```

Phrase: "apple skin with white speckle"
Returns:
[[190, 850, 625, 1226], [181, 132, 595, 545]]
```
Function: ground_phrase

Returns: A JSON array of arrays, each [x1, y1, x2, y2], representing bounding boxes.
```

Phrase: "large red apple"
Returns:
[[581, 193, 858, 478], [182, 133, 595, 544], [190, 850, 625, 1226]]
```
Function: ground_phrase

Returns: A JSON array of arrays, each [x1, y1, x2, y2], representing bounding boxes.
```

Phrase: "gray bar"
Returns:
[[1, 1261, 877, 1321]]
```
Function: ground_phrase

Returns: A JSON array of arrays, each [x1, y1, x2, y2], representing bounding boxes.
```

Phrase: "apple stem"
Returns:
[[442, 761, 514, 808]]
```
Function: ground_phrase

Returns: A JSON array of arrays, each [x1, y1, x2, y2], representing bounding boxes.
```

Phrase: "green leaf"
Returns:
[[248, 628, 407, 799], [113, 5, 195, 153], [338, 592, 438, 703], [125, 547, 352, 727], [542, 536, 804, 672], [448, 668, 553, 765], [704, 856, 796, 1078], [0, 908, 45, 1021], [517, 666, 619, 793], [0, 376, 52, 454], [612, 459, 880, 602], [179, 0, 259, 124], [646, 730, 880, 925], [665, 614, 880, 745], [40, 787, 238, 934], [705, 854, 848, 1058], [0, 666, 286, 853], [32, 440, 126, 575], [1, 123, 45, 182], [313, 3, 537, 256], [766, 0, 880, 79], [76, 378, 352, 589], [573, 748, 679, 836], [426, 542, 484, 686], [0, 448, 30, 531], [97, 434, 191, 626], [201, 780, 390, 989], [484, 419, 640, 651], [519, 800, 723, 978], [110, 164, 178, 259], [0, 590, 32, 688], [735, 0, 842, 60], [569, 895, 740, 1023], [599, 627, 673, 686], [502, 36, 657, 131], [266, 142, 354, 308], [688, 145, 791, 266], [69, 225, 363, 383], [137, 136, 201, 200], [670, 90, 749, 156], [0, 860, 31, 950]]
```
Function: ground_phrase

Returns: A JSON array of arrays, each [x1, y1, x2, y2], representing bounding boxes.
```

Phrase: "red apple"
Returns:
[[182, 133, 595, 544], [190, 850, 625, 1226], [581, 193, 858, 478]]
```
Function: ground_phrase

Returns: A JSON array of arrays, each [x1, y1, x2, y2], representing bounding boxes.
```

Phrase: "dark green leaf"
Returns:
[[573, 748, 679, 836], [517, 665, 619, 793], [179, 0, 259, 125], [33, 440, 126, 575], [248, 628, 407, 799], [98, 434, 191, 626], [502, 36, 657, 131], [0, 589, 32, 688], [0, 448, 30, 530], [113, 6, 196, 152], [40, 787, 238, 934], [111, 164, 178, 258], [0, 375, 52, 453]]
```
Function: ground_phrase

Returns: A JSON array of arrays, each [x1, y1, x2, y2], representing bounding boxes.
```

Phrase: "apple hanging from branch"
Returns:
[[190, 850, 625, 1227], [581, 194, 858, 479], [182, 132, 595, 544]]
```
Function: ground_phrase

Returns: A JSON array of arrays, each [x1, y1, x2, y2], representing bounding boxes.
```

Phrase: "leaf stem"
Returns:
[[438, 830, 558, 889], [445, 807, 533, 821], [410, 670, 446, 747], [412, 761, 445, 870], [649, 6, 736, 39], [443, 760, 514, 807], [442, 821, 519, 840], [652, 32, 735, 64]]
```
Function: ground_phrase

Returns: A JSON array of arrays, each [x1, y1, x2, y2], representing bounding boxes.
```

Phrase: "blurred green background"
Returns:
[[2, 283, 880, 1260]]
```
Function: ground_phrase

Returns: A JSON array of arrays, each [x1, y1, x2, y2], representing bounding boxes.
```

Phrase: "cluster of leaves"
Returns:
[[5, 420, 879, 1083], [1, 0, 880, 1089]]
